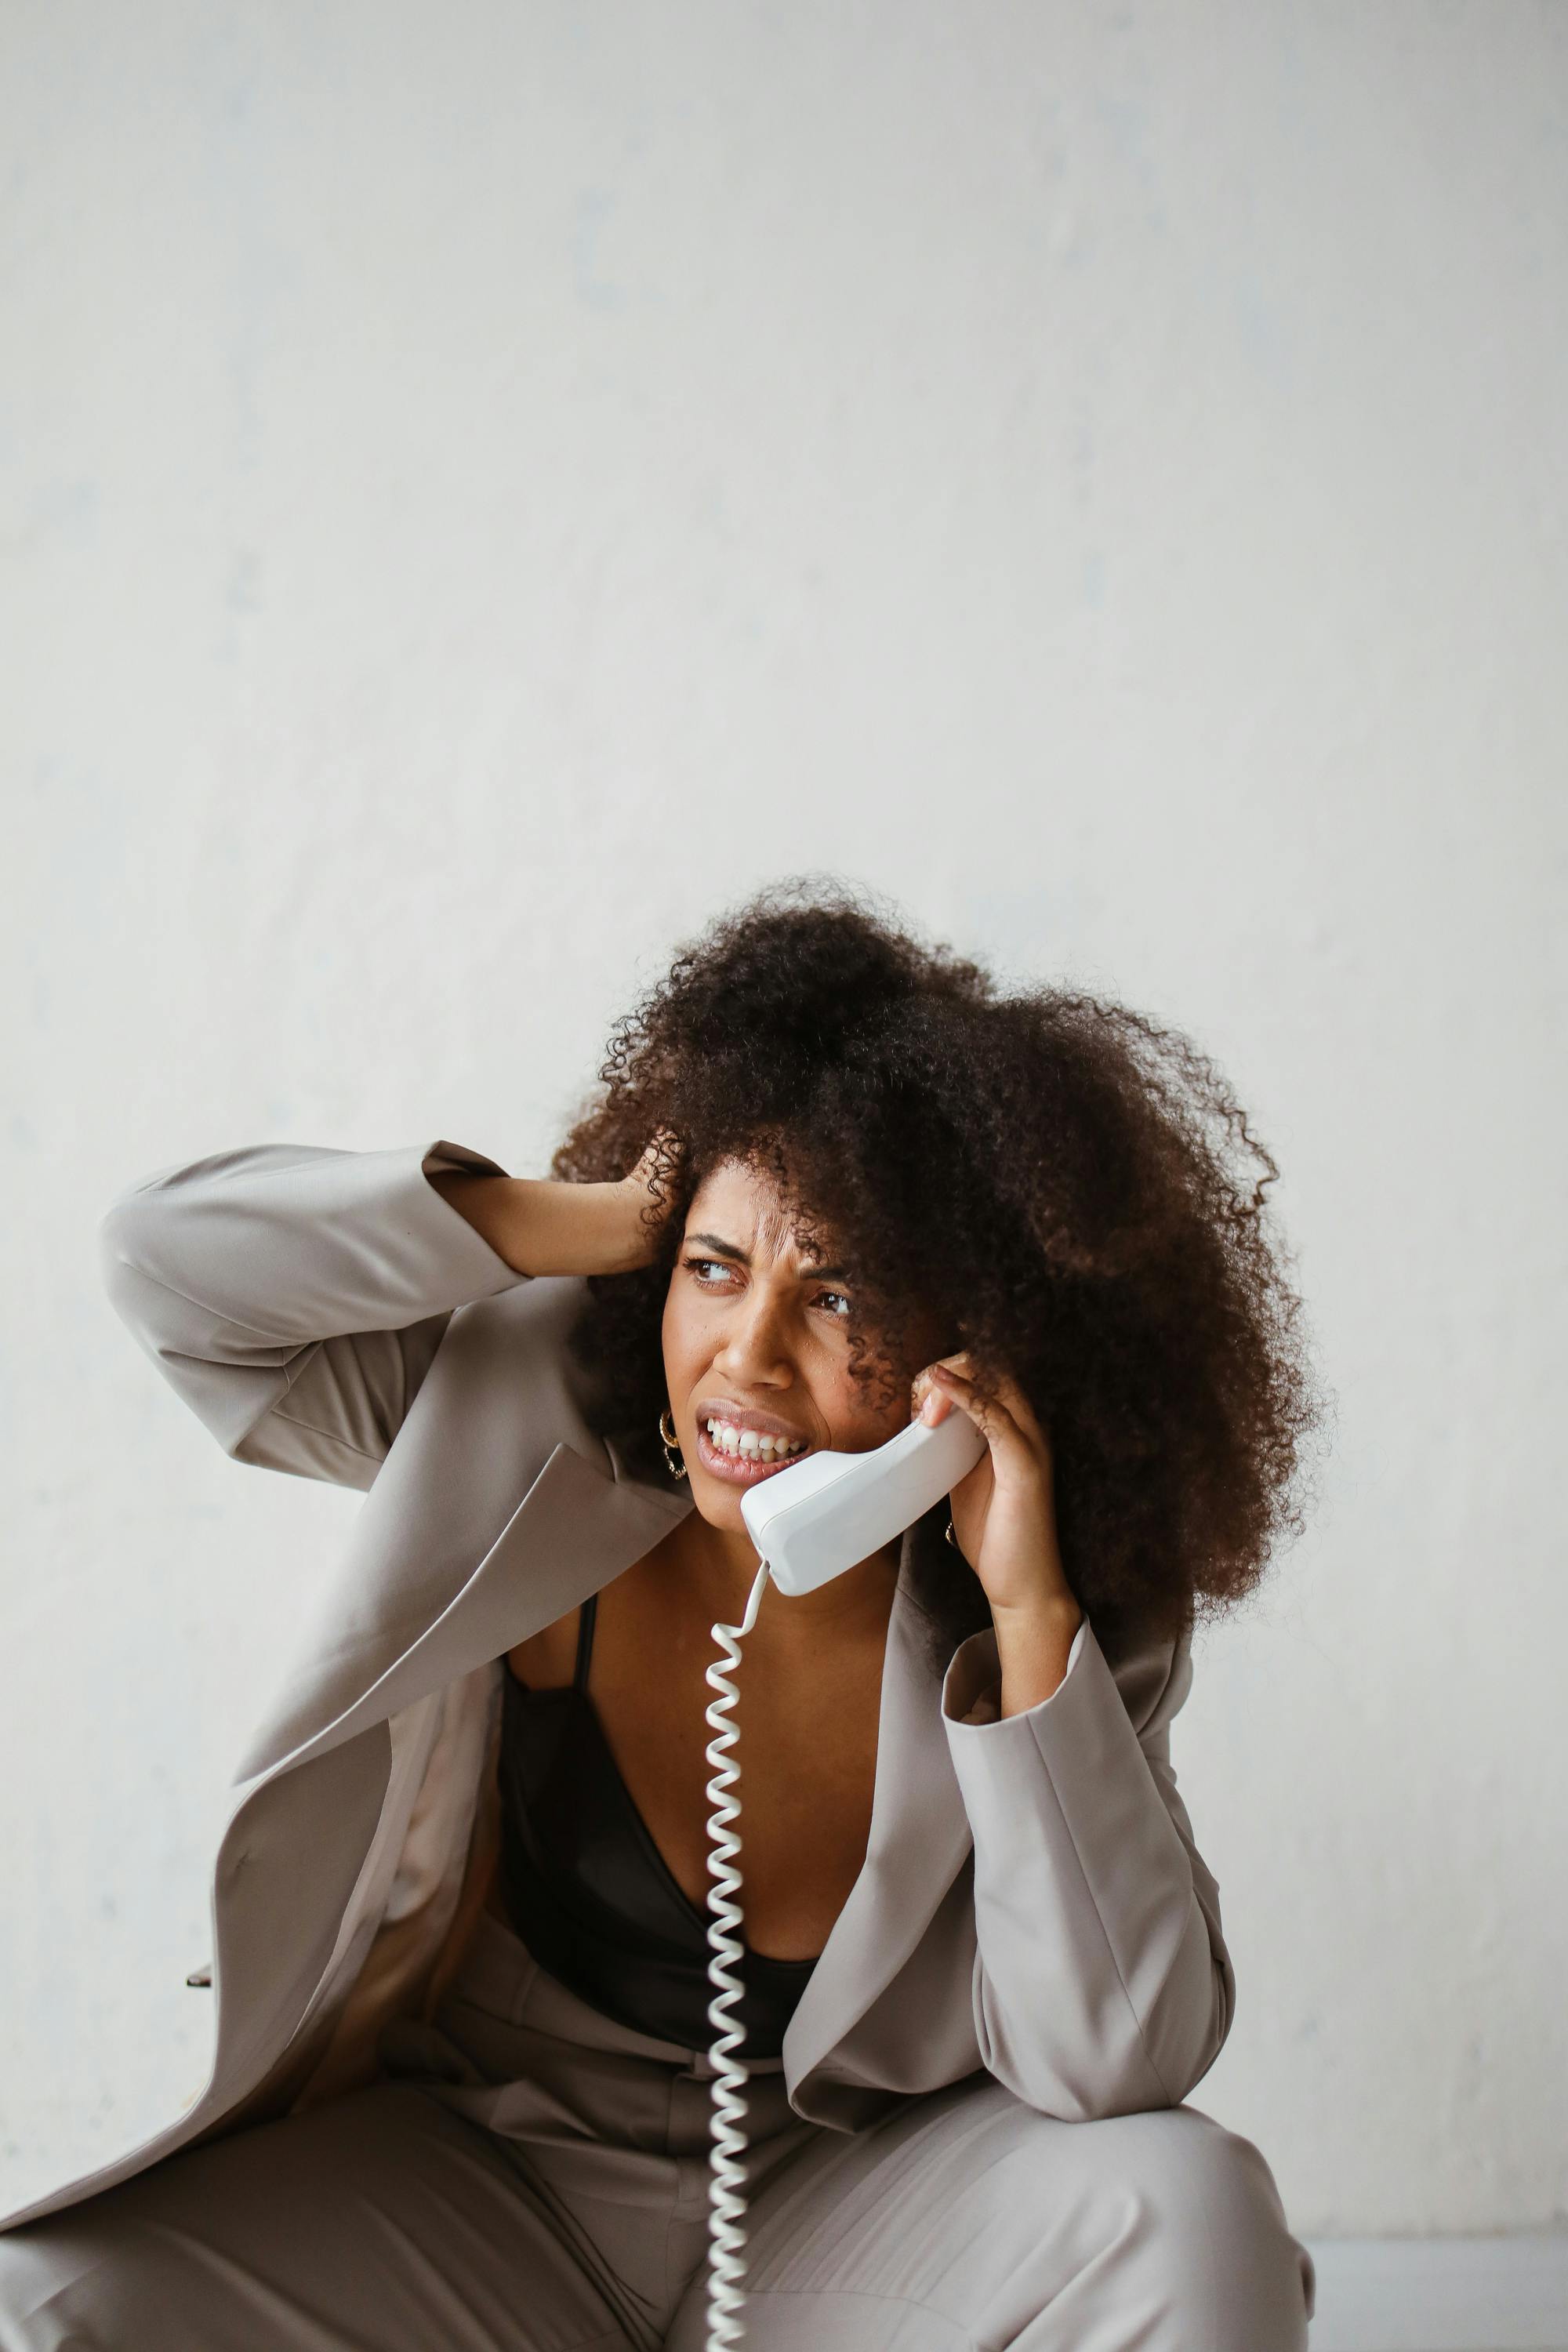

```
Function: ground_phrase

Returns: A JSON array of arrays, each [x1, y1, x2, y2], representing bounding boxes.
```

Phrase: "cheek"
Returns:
[[659, 1287, 684, 1371], [660, 1282, 708, 1389], [818, 1358, 908, 1447]]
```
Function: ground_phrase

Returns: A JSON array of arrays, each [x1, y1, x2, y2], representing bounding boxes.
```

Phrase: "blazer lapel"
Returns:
[[225, 1274, 667, 1790], [232, 1440, 693, 1788]]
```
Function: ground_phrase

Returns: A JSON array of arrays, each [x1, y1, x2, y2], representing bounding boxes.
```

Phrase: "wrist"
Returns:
[[989, 1591, 1083, 1717], [989, 1585, 1081, 1632]]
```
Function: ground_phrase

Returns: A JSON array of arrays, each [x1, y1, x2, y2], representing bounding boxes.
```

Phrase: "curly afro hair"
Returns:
[[551, 877, 1326, 1678]]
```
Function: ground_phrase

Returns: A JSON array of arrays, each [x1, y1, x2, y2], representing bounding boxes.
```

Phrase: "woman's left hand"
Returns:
[[911, 1354, 1082, 1626]]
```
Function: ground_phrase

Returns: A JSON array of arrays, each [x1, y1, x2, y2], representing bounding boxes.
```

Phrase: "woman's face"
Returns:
[[660, 1157, 935, 1536]]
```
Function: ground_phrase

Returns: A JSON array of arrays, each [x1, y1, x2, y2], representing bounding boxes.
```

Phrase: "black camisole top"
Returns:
[[495, 1591, 820, 2060]]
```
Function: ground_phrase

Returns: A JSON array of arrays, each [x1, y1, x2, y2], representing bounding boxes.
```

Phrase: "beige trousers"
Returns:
[[0, 1909, 1315, 2350]]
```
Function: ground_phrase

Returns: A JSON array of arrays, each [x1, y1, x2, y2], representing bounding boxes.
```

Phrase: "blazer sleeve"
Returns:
[[96, 1138, 530, 1491], [939, 1612, 1234, 2122]]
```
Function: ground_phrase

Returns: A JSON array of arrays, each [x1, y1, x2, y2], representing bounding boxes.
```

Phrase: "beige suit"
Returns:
[[0, 1138, 1316, 2347]]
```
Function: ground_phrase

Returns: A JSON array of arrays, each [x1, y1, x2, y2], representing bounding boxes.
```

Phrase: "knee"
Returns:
[[0, 2220, 85, 2349], [0, 2207, 169, 2350], [1098, 2108, 1312, 2347], [0, 2224, 72, 2350], [998, 2104, 1315, 2350]]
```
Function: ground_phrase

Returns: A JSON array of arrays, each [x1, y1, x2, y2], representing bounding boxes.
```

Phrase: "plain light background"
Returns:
[[2, 1, 1563, 2239]]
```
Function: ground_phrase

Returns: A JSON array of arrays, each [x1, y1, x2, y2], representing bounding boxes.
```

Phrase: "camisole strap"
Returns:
[[572, 1592, 597, 1693]]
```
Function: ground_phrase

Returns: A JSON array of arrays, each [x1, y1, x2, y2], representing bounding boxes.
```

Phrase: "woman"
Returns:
[[0, 884, 1321, 2349]]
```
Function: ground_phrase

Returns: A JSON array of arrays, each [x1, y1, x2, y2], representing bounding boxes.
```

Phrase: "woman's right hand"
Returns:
[[429, 1134, 682, 1279], [593, 1133, 684, 1274]]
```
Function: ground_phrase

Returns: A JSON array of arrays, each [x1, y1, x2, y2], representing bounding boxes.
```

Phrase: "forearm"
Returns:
[[101, 1139, 522, 1346], [425, 1169, 657, 1278], [942, 1617, 1234, 2119], [97, 1137, 531, 1479]]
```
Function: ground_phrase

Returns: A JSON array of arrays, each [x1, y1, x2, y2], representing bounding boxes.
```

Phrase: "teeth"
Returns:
[[704, 1418, 805, 1461]]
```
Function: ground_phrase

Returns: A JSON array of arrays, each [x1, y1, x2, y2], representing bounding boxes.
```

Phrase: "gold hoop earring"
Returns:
[[659, 1408, 688, 1481]]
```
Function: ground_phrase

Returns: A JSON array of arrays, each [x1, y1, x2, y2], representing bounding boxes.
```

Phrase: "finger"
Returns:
[[910, 1364, 953, 1425], [936, 1357, 1051, 1458], [929, 1367, 1054, 1502], [913, 1347, 985, 1425], [927, 1363, 1025, 1454], [988, 1367, 1050, 1451], [632, 1131, 681, 1203]]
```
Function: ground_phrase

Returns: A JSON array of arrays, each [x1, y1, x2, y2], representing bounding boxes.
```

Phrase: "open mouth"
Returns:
[[693, 1417, 816, 1486]]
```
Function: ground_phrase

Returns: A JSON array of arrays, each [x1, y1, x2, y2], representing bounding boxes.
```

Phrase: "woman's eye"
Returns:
[[683, 1258, 849, 1317], [686, 1257, 733, 1284]]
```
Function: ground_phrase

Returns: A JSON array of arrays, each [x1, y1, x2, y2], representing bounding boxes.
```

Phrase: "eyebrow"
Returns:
[[686, 1232, 851, 1283]]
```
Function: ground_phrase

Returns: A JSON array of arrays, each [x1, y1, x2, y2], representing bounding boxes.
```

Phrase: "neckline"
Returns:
[[501, 1654, 821, 1971]]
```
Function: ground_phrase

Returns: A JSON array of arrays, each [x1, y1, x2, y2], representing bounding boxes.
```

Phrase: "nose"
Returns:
[[711, 1285, 796, 1389]]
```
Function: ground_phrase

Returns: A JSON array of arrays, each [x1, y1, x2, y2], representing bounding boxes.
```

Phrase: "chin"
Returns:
[[688, 1476, 751, 1535]]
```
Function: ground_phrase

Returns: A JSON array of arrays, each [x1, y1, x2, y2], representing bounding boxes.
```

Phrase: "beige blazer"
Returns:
[[1, 1138, 1234, 2234]]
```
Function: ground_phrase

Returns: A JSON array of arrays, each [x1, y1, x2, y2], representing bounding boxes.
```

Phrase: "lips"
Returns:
[[688, 1401, 818, 1486], [692, 1423, 812, 1486]]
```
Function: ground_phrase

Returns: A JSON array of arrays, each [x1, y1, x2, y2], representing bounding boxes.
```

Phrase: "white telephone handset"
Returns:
[[700, 1407, 988, 2350], [739, 1406, 988, 1594]]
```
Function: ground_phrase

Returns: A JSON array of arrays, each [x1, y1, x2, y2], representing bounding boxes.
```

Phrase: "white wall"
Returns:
[[2, 1, 1563, 2236]]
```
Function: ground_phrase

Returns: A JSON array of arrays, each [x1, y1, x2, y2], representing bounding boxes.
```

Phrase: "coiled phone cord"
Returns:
[[702, 1555, 774, 2352]]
